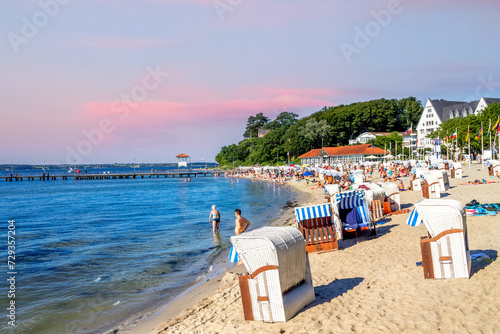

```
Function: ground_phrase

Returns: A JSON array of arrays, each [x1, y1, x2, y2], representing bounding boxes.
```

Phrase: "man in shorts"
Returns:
[[229, 209, 251, 263]]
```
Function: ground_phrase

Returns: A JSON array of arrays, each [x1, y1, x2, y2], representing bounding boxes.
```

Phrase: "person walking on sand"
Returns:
[[209, 205, 221, 233]]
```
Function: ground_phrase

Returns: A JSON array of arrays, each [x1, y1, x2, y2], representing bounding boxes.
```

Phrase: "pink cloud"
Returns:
[[77, 87, 334, 146]]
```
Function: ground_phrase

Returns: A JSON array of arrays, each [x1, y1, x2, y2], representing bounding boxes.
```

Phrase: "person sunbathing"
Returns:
[[313, 181, 325, 189]]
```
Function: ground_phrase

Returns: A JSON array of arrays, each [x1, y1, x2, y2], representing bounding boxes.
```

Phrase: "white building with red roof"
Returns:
[[298, 144, 389, 165]]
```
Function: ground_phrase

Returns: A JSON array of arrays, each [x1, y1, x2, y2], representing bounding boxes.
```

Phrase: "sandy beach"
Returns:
[[128, 164, 500, 334]]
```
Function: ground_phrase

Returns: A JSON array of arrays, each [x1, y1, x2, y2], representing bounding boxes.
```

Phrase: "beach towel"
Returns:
[[229, 244, 239, 263]]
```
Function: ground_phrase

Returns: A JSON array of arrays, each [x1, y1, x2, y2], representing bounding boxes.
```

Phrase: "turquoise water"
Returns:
[[0, 173, 295, 333]]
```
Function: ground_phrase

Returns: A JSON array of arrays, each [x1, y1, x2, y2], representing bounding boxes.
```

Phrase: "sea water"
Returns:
[[0, 172, 296, 333]]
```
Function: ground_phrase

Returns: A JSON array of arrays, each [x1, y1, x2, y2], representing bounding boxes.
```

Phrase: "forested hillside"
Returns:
[[216, 97, 423, 166]]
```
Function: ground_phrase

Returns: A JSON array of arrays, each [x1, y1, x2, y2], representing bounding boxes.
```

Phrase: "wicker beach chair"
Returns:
[[411, 177, 422, 191], [451, 163, 463, 178], [406, 199, 471, 279], [422, 174, 441, 199], [294, 203, 339, 252], [325, 184, 341, 196], [488, 160, 500, 177], [230, 227, 315, 322], [429, 170, 450, 191], [379, 182, 400, 212], [331, 189, 376, 240]]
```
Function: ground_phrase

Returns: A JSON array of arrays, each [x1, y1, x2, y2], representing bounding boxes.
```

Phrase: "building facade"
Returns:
[[416, 97, 500, 149], [348, 132, 404, 145]]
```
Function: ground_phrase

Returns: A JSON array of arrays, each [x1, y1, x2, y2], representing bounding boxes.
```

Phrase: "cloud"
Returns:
[[78, 87, 335, 147]]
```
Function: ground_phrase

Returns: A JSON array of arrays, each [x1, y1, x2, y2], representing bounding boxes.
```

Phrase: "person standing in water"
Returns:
[[209, 205, 221, 233]]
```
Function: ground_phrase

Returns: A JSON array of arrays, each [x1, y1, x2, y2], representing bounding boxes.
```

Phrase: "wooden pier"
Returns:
[[1, 171, 225, 182]]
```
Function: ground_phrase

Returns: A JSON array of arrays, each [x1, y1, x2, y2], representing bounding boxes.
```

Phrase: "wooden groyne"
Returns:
[[1, 171, 225, 182]]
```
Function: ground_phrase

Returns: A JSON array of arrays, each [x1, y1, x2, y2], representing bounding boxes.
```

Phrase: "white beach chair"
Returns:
[[378, 182, 400, 212], [451, 163, 462, 178], [406, 199, 471, 279], [489, 160, 500, 177], [352, 173, 365, 184], [430, 170, 450, 191], [411, 178, 422, 191], [325, 184, 341, 196], [423, 174, 441, 199], [230, 227, 315, 322]]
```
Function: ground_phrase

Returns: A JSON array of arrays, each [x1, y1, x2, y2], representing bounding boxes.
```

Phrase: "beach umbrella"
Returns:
[[384, 154, 394, 159], [365, 155, 378, 159], [303, 171, 314, 176]]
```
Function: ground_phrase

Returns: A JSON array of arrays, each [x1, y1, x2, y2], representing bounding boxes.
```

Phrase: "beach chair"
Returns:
[[422, 174, 441, 199], [295, 203, 338, 252], [429, 170, 450, 191], [378, 182, 400, 212], [230, 227, 315, 322], [370, 200, 384, 222], [451, 163, 462, 179], [406, 199, 471, 279], [324, 184, 341, 196], [411, 177, 422, 191], [489, 160, 500, 177], [352, 173, 365, 184], [331, 189, 376, 239]]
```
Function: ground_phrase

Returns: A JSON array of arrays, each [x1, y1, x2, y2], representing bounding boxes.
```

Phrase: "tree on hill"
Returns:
[[243, 113, 270, 138], [264, 111, 299, 130], [300, 118, 330, 148]]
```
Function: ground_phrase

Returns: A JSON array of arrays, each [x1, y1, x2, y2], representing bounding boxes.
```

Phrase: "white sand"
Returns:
[[131, 164, 500, 334]]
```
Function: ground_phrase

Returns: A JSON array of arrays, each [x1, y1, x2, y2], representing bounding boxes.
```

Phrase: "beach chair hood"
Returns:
[[230, 227, 315, 322]]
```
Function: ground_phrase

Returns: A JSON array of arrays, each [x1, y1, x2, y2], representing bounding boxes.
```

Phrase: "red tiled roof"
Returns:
[[299, 145, 389, 158], [297, 149, 322, 158], [176, 153, 190, 158]]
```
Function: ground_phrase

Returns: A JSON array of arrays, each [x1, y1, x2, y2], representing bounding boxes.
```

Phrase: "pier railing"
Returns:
[[1, 170, 225, 182]]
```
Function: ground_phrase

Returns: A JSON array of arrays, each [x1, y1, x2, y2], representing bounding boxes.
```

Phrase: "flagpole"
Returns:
[[481, 122, 484, 169], [489, 118, 492, 154], [468, 125, 471, 170], [446, 132, 449, 160]]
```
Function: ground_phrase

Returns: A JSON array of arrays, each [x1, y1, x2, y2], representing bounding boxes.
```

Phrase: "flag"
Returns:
[[434, 138, 441, 145], [405, 124, 412, 135], [466, 128, 469, 142], [493, 117, 500, 132], [449, 130, 457, 139], [475, 127, 483, 140]]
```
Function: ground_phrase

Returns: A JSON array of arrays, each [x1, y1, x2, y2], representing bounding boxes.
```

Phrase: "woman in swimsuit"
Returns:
[[209, 205, 221, 233]]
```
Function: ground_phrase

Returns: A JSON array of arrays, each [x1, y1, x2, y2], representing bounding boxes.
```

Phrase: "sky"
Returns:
[[1, 0, 500, 164]]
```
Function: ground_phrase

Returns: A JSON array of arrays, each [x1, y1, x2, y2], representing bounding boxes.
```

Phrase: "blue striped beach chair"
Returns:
[[294, 203, 338, 253], [331, 189, 376, 240]]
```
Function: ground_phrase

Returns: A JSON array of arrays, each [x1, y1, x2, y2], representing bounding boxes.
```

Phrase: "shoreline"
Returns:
[[116, 177, 310, 334], [143, 164, 500, 334]]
